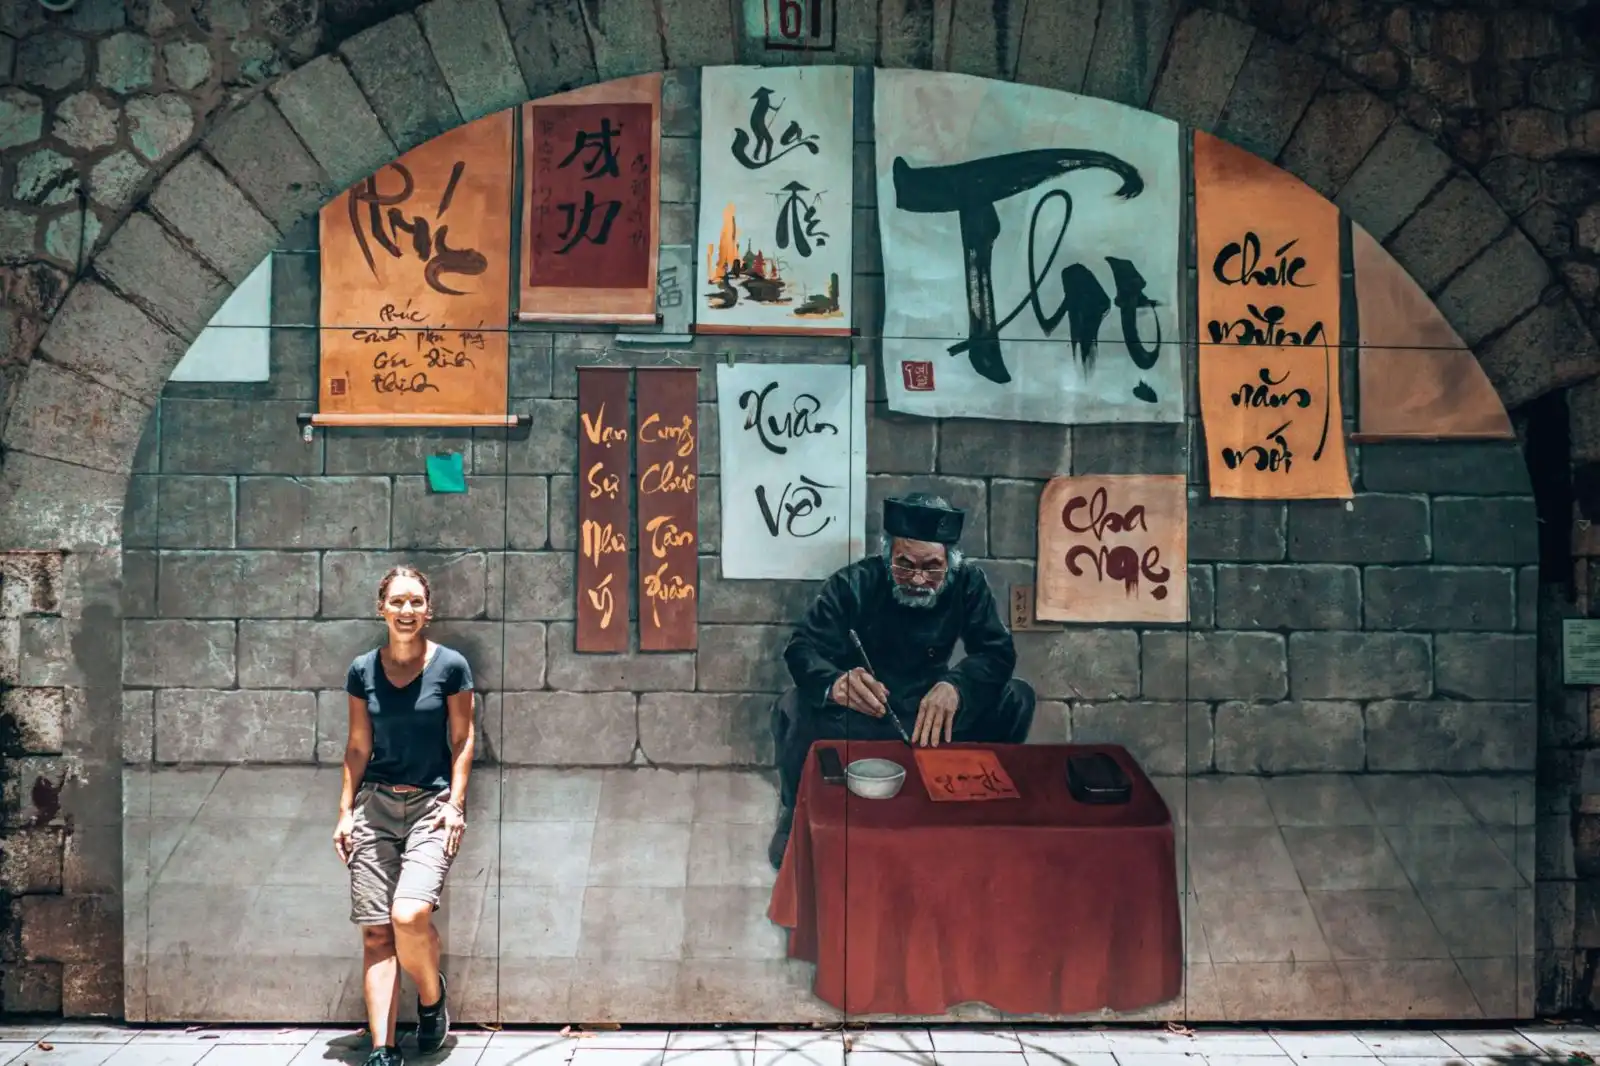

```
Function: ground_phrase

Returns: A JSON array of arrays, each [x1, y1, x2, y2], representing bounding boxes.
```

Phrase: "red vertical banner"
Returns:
[[576, 367, 633, 653], [635, 369, 700, 651], [520, 75, 661, 325]]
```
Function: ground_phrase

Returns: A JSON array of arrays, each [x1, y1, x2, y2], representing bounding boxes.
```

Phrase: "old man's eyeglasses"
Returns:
[[890, 561, 948, 581]]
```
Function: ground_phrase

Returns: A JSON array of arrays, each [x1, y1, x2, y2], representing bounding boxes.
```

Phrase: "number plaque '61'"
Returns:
[[763, 0, 835, 50]]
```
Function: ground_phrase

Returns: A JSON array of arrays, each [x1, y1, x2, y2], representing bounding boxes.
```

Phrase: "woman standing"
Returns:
[[333, 565, 476, 1066]]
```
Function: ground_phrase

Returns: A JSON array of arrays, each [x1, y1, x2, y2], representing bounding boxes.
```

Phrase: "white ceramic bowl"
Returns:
[[846, 758, 907, 800]]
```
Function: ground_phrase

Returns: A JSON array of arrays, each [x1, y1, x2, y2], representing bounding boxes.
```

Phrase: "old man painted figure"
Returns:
[[767, 492, 1036, 867]]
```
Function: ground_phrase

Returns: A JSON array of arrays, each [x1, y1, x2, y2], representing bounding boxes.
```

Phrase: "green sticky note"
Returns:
[[426, 452, 467, 494]]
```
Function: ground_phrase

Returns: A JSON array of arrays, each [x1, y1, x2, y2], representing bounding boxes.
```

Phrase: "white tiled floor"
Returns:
[[0, 1023, 1593, 1066]]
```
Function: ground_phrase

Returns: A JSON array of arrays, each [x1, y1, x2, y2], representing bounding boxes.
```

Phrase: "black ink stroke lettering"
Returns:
[[1212, 233, 1313, 289], [1231, 367, 1311, 410], [348, 162, 489, 296], [774, 181, 829, 258], [731, 87, 821, 170], [556, 189, 623, 253], [560, 119, 624, 180], [1221, 421, 1294, 473], [755, 475, 836, 538], [738, 381, 840, 456]]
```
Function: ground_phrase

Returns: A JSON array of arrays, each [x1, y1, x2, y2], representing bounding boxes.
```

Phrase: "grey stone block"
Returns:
[[939, 419, 1071, 479], [545, 621, 693, 691], [878, 0, 936, 68], [156, 476, 236, 549], [321, 550, 489, 619], [1366, 700, 1534, 772], [638, 692, 774, 766], [867, 404, 935, 474], [426, 619, 541, 690], [268, 54, 397, 192], [157, 551, 319, 618], [699, 557, 814, 625], [316, 688, 346, 763], [201, 95, 330, 231], [1149, 9, 1254, 129], [1013, 0, 1094, 94], [867, 474, 988, 556], [854, 205, 881, 275], [500, 691, 637, 765], [392, 476, 508, 550], [1214, 564, 1361, 630], [2, 687, 65, 754], [159, 399, 321, 474], [416, 0, 525, 120], [0, 456, 124, 552], [1288, 632, 1432, 699], [237, 619, 386, 688], [585, 0, 664, 81], [1518, 567, 1537, 633], [696, 402, 719, 476], [472, 399, 577, 474], [659, 134, 697, 205], [1277, 86, 1392, 200], [697, 624, 791, 693], [3, 361, 150, 475], [36, 280, 184, 405], [123, 620, 234, 687], [1072, 424, 1187, 476], [1081, 0, 1179, 107], [509, 334, 553, 398], [1189, 497, 1286, 561], [1070, 700, 1210, 775], [146, 154, 281, 286], [492, 552, 575, 621], [154, 689, 317, 763], [660, 0, 734, 67], [324, 429, 474, 475], [946, 0, 1027, 81], [1213, 700, 1364, 773], [660, 68, 699, 137], [236, 477, 391, 549], [1479, 297, 1600, 411], [1142, 630, 1287, 701], [132, 406, 159, 473], [121, 550, 156, 619], [988, 479, 1043, 559], [1287, 494, 1430, 563], [1435, 633, 1537, 701], [93, 211, 230, 340], [1360, 442, 1532, 495], [1214, 35, 1324, 160], [338, 14, 461, 151], [1436, 229, 1552, 347], [1336, 122, 1455, 243], [499, 0, 596, 100], [1433, 497, 1538, 565], [506, 475, 550, 550], [1013, 629, 1139, 700], [123, 689, 153, 764], [1364, 566, 1516, 631], [1386, 174, 1508, 294], [1189, 564, 1215, 629]]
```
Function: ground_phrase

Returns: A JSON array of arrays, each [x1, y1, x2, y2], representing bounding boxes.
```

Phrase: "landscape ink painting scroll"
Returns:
[[696, 66, 855, 336], [874, 71, 1184, 425], [318, 109, 512, 420], [520, 75, 662, 325], [1194, 131, 1352, 499]]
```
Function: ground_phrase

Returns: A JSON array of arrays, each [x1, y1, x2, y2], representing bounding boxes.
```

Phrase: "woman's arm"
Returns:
[[341, 694, 373, 815], [444, 689, 476, 812]]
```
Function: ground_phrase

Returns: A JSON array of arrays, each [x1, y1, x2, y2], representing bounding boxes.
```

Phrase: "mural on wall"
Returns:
[[520, 75, 663, 326], [874, 70, 1184, 426], [635, 368, 701, 650], [316, 109, 513, 422], [716, 361, 866, 579], [1036, 475, 1188, 624], [576, 366, 633, 652], [1352, 225, 1516, 441], [1195, 131, 1353, 499], [696, 66, 856, 336]]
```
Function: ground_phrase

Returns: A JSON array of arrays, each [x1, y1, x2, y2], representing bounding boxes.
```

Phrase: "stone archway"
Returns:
[[1, 0, 1596, 1018]]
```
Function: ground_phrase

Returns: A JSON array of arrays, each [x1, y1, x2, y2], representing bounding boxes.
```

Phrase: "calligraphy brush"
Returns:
[[847, 629, 914, 747]]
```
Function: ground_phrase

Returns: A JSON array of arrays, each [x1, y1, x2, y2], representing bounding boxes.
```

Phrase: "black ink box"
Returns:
[[1066, 752, 1132, 805]]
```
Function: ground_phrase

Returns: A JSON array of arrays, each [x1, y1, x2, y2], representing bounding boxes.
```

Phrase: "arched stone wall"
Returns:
[[0, 0, 1596, 1018]]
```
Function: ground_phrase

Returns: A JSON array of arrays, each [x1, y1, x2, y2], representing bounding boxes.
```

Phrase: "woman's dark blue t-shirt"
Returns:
[[345, 644, 474, 791]]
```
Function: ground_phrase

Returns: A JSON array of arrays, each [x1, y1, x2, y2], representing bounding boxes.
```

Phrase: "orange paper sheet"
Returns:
[[915, 749, 1021, 802], [1194, 131, 1352, 499]]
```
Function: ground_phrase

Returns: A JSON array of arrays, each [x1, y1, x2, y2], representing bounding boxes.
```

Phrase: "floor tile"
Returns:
[[502, 769, 605, 822], [1200, 890, 1332, 963], [39, 1026, 137, 1044], [933, 1054, 1032, 1066], [1186, 1031, 1286, 1055], [837, 1052, 935, 1066], [1262, 776, 1374, 828], [1352, 1033, 1455, 1057], [599, 769, 698, 823], [845, 1029, 933, 1052], [1433, 1030, 1539, 1057], [100, 1045, 213, 1065], [754, 1045, 845, 1066], [194, 1046, 302, 1065], [1012, 1031, 1109, 1055], [6, 1044, 120, 1066], [753, 1031, 843, 1050], [570, 1031, 673, 1050], [1020, 1052, 1115, 1066], [1267, 1032, 1374, 1057], [667, 1031, 758, 1050], [0, 1044, 34, 1066], [479, 1044, 573, 1066], [569, 1048, 667, 1066], [1516, 1026, 1600, 1054], [928, 1031, 1021, 1053]]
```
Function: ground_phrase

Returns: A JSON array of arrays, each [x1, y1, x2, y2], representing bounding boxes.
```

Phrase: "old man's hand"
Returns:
[[831, 668, 888, 718], [913, 682, 960, 747]]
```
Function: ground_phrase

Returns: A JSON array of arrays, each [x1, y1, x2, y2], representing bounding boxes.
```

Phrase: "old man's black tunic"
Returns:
[[771, 556, 1036, 810]]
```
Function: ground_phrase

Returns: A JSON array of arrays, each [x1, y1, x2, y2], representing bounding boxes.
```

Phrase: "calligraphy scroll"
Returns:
[[696, 66, 854, 336], [1352, 225, 1513, 440], [635, 369, 699, 650], [318, 110, 512, 420], [576, 367, 632, 652], [1195, 131, 1352, 499], [1035, 475, 1187, 624], [874, 70, 1184, 426], [716, 361, 866, 580], [520, 75, 662, 325], [915, 749, 1021, 802]]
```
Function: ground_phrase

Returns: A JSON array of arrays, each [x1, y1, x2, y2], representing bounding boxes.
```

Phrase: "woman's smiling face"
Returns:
[[379, 574, 431, 638]]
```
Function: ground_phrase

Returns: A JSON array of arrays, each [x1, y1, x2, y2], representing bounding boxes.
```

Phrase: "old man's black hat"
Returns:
[[883, 493, 965, 546]]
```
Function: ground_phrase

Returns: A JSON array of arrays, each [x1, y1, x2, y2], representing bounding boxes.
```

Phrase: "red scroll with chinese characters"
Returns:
[[576, 368, 632, 653], [520, 75, 662, 326], [635, 369, 700, 651]]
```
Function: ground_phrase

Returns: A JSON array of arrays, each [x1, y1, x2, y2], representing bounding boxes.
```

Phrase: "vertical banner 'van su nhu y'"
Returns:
[[696, 66, 855, 337], [318, 109, 513, 421], [521, 75, 663, 326], [635, 368, 700, 651], [1194, 130, 1352, 499], [576, 367, 633, 653]]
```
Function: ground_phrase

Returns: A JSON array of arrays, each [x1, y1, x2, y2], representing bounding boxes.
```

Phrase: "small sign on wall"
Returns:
[[1563, 618, 1600, 685]]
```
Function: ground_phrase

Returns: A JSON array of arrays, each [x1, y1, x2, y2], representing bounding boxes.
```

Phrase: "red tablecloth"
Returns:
[[767, 741, 1182, 1017]]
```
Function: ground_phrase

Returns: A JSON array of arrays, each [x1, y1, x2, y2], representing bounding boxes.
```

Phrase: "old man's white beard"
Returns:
[[883, 545, 963, 610]]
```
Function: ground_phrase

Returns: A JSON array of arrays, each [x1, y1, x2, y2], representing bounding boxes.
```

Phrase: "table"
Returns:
[[766, 741, 1182, 1017]]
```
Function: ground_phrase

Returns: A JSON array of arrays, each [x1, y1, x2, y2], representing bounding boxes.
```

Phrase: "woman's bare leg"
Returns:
[[361, 925, 402, 1048], [389, 900, 443, 1005]]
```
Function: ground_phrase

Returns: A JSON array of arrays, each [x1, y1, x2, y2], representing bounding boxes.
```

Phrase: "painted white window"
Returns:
[[169, 255, 273, 383]]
